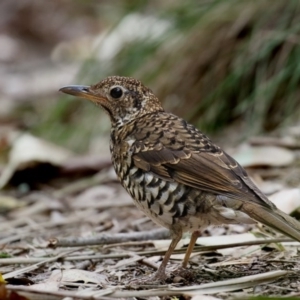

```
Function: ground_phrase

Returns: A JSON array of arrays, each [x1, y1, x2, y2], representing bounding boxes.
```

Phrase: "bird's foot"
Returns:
[[173, 265, 199, 283]]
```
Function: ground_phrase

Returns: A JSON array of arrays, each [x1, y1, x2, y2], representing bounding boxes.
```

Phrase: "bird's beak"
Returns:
[[59, 85, 105, 104]]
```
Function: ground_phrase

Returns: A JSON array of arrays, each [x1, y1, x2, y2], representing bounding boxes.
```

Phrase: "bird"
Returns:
[[60, 76, 300, 281]]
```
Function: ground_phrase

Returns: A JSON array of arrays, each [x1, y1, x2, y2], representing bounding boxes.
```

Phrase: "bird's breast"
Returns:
[[110, 140, 212, 230]]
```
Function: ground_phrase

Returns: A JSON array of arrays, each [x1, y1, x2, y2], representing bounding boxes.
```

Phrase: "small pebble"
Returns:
[[173, 276, 185, 283]]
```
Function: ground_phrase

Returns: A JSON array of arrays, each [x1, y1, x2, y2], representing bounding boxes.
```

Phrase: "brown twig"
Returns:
[[1, 236, 294, 266], [103, 240, 155, 249], [48, 228, 170, 247]]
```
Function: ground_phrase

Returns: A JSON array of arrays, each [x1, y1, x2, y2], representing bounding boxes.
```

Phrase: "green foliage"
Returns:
[[0, 252, 11, 258], [35, 0, 300, 151]]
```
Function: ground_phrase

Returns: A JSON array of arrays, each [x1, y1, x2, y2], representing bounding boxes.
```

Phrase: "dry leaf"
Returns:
[[72, 184, 132, 209], [49, 269, 108, 287], [255, 180, 284, 195], [27, 282, 59, 292], [0, 133, 72, 188], [229, 144, 294, 167], [269, 189, 300, 214], [0, 283, 30, 300], [60, 155, 111, 175], [249, 136, 300, 149], [73, 186, 117, 208], [0, 274, 6, 284], [0, 195, 23, 213]]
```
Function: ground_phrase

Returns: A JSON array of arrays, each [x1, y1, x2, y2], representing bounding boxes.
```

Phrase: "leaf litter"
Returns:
[[0, 128, 300, 299]]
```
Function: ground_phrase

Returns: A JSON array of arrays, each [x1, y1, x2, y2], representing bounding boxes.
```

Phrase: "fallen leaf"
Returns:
[[0, 195, 24, 213], [249, 136, 300, 149], [255, 180, 284, 195], [60, 155, 111, 175], [49, 269, 108, 287], [229, 144, 295, 167], [72, 186, 117, 208], [0, 274, 6, 284], [269, 189, 300, 214], [0, 284, 6, 300], [0, 133, 72, 188], [27, 282, 59, 292], [0, 283, 29, 300], [72, 184, 132, 209]]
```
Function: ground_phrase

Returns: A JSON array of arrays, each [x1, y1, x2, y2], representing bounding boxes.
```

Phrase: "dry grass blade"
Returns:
[[169, 270, 287, 295], [144, 237, 294, 256], [3, 270, 288, 298], [5, 285, 116, 300], [3, 250, 79, 280], [0, 236, 295, 266]]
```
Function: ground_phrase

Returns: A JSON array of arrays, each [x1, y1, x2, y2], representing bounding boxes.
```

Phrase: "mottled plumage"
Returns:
[[60, 76, 300, 280]]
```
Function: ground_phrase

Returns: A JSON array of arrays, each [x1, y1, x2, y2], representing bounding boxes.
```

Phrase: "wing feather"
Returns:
[[131, 113, 275, 209]]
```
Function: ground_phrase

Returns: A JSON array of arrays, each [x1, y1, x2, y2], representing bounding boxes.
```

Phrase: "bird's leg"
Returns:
[[153, 229, 182, 281], [182, 230, 201, 268]]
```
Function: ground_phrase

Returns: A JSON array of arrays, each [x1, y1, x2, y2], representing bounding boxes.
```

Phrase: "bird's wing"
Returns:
[[130, 114, 300, 243], [131, 114, 274, 209]]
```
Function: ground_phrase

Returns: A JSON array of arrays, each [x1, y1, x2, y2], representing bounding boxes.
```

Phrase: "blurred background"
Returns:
[[1, 1, 300, 294], [1, 0, 300, 154]]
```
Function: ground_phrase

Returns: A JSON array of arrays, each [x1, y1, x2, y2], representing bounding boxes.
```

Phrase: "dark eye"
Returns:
[[110, 87, 123, 99]]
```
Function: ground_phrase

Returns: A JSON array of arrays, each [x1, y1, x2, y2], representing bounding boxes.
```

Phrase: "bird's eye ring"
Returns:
[[110, 87, 123, 99]]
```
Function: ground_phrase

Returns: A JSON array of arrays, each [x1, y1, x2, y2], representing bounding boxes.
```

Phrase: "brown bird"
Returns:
[[60, 76, 300, 280]]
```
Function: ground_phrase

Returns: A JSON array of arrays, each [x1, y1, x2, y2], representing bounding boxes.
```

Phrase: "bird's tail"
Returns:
[[241, 202, 300, 242]]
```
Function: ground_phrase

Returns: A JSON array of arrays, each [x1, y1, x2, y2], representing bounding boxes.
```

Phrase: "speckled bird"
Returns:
[[60, 76, 300, 280]]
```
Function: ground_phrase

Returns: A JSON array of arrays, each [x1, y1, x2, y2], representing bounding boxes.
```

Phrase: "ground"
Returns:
[[1, 136, 300, 299]]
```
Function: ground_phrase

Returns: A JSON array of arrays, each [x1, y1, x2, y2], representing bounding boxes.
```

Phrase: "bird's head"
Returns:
[[59, 76, 164, 126]]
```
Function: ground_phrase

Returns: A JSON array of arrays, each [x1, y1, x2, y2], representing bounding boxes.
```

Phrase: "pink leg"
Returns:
[[153, 230, 182, 280], [182, 230, 201, 268]]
